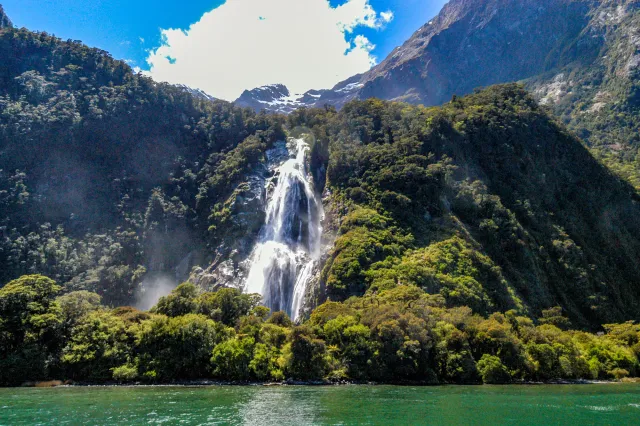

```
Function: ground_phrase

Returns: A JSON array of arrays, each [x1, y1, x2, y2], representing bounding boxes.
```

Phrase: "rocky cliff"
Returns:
[[235, 84, 304, 114], [239, 0, 598, 109], [0, 5, 12, 29], [237, 0, 640, 187]]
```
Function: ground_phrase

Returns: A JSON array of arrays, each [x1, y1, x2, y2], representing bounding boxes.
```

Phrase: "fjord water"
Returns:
[[2, 384, 639, 425], [245, 138, 323, 320]]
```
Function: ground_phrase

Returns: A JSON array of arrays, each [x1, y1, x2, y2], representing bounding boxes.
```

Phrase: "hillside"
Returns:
[[0, 5, 11, 29], [237, 0, 640, 189], [294, 85, 640, 328], [528, 0, 640, 189], [238, 0, 602, 109], [0, 7, 639, 327], [0, 24, 285, 305], [3, 87, 640, 385], [1, 8, 640, 386]]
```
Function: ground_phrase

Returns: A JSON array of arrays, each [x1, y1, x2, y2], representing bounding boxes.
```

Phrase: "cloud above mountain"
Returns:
[[143, 0, 392, 100]]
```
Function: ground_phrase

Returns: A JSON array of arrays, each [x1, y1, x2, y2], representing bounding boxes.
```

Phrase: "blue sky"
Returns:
[[3, 0, 448, 99]]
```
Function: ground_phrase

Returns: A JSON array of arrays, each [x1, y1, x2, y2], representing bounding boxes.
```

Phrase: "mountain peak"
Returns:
[[0, 5, 13, 29], [175, 84, 217, 102], [235, 84, 303, 114], [238, 84, 291, 100]]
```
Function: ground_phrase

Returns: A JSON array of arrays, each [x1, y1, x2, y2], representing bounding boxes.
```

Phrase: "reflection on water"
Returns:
[[1, 384, 640, 425], [238, 387, 321, 425]]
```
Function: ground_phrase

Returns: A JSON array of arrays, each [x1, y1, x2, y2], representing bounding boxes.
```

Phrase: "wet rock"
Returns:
[[191, 141, 291, 292]]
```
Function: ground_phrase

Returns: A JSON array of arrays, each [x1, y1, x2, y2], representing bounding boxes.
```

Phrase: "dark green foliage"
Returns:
[[211, 335, 255, 380], [1, 20, 640, 387], [0, 27, 284, 305], [267, 311, 293, 327], [539, 307, 571, 330], [0, 275, 62, 385], [196, 288, 262, 326], [523, 4, 640, 192], [61, 310, 132, 381], [0, 274, 639, 385], [56, 290, 102, 332], [477, 355, 511, 384], [282, 325, 329, 380], [314, 85, 640, 329], [135, 313, 228, 381], [367, 237, 523, 315], [432, 321, 479, 384], [322, 208, 413, 299], [151, 282, 198, 317]]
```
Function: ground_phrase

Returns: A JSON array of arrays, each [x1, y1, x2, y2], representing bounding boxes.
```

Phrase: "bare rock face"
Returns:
[[235, 84, 304, 114], [176, 85, 217, 102], [330, 0, 595, 107], [0, 5, 13, 29], [189, 170, 268, 291], [235, 77, 365, 114], [188, 142, 290, 292], [237, 0, 636, 119]]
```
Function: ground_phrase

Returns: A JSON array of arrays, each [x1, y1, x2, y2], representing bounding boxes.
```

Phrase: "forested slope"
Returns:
[[238, 0, 640, 192], [0, 26, 285, 305], [1, 13, 640, 387], [292, 86, 640, 328]]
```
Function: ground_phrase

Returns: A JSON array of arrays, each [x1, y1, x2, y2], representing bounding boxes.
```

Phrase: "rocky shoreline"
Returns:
[[19, 378, 638, 388]]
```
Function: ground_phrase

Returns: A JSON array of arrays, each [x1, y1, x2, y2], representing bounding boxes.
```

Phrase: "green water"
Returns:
[[1, 384, 639, 425]]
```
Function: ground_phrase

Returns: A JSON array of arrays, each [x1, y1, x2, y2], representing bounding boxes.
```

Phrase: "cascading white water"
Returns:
[[244, 138, 323, 321]]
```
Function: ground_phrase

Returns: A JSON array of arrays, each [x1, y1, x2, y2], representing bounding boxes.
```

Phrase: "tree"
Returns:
[[267, 311, 293, 327], [282, 325, 329, 380], [433, 322, 479, 384], [477, 354, 511, 384], [57, 290, 102, 329], [61, 310, 132, 381], [135, 313, 228, 380], [151, 282, 198, 317], [539, 307, 571, 330], [0, 275, 63, 385], [211, 335, 255, 380], [197, 288, 261, 326]]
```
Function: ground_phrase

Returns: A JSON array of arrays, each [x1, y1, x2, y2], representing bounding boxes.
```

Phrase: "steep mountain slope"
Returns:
[[1, 8, 640, 330], [238, 0, 640, 188], [330, 0, 586, 106], [0, 5, 11, 29], [0, 23, 285, 305], [235, 84, 304, 113], [528, 0, 640, 188], [293, 85, 640, 327], [239, 0, 598, 109]]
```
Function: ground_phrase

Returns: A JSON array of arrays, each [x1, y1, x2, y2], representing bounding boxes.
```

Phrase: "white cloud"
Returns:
[[143, 0, 393, 100], [380, 11, 394, 23]]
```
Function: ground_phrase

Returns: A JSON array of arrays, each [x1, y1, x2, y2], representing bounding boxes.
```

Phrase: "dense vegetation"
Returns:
[[525, 1, 640, 191], [1, 275, 638, 386], [2, 13, 640, 387], [292, 86, 640, 328], [0, 26, 285, 304]]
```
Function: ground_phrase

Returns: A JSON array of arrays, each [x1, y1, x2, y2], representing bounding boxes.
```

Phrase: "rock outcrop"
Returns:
[[235, 84, 304, 114], [0, 5, 13, 29], [189, 142, 291, 291]]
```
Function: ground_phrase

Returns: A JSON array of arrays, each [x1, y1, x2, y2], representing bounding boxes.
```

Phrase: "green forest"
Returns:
[[1, 275, 638, 386], [1, 15, 640, 387]]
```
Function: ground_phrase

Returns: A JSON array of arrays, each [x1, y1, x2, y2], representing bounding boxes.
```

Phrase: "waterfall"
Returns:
[[244, 138, 323, 321]]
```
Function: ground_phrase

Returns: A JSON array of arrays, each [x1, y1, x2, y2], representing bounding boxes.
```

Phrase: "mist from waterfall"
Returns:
[[244, 138, 323, 321]]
